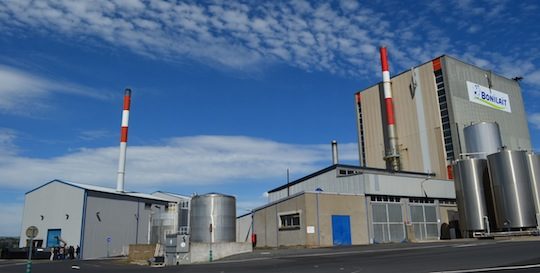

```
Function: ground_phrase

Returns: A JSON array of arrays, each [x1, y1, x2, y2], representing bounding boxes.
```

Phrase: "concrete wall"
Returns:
[[360, 85, 386, 169], [82, 193, 163, 259], [304, 193, 369, 246], [357, 61, 446, 178], [188, 242, 252, 263], [19, 181, 85, 248], [128, 244, 157, 262], [255, 193, 370, 248], [236, 214, 252, 243], [254, 194, 307, 247]]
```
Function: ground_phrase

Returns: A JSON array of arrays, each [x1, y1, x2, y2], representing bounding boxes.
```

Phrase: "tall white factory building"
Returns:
[[355, 55, 531, 179]]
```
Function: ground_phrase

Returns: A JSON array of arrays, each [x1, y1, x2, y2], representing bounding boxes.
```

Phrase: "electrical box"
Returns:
[[177, 235, 190, 253]]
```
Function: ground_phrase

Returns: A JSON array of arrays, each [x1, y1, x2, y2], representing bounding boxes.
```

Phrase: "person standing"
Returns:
[[68, 245, 75, 259], [75, 245, 80, 260]]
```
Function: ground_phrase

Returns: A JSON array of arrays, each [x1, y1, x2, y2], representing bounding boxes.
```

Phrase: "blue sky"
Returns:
[[0, 0, 539, 236]]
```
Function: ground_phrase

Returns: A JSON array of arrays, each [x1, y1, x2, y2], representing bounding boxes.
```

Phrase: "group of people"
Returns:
[[50, 245, 80, 260]]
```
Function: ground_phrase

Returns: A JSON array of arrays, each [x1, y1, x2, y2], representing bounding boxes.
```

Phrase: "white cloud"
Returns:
[[0, 128, 18, 155], [525, 70, 540, 89], [0, 65, 109, 115], [0, 1, 455, 78], [529, 113, 540, 130], [0, 135, 359, 192], [0, 203, 23, 236]]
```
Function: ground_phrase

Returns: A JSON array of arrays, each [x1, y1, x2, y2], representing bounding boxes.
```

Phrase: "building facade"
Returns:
[[355, 55, 531, 179], [240, 165, 457, 247], [19, 180, 170, 259]]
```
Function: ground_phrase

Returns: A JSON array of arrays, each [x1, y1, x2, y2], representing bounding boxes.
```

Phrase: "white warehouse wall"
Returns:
[[19, 181, 85, 248], [82, 194, 163, 259]]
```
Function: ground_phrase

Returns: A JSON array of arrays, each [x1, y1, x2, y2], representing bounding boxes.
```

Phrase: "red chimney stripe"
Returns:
[[385, 98, 395, 125], [380, 47, 389, 72], [123, 96, 131, 110], [121, 127, 128, 142], [432, 58, 441, 71], [447, 165, 454, 179]]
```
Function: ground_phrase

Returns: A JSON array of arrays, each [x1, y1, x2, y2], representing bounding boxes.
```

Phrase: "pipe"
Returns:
[[331, 140, 339, 165], [379, 47, 400, 171], [116, 88, 132, 192]]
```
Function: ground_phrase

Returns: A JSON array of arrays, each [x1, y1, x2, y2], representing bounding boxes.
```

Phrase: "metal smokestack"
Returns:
[[332, 140, 339, 165], [116, 88, 132, 192], [379, 47, 400, 171]]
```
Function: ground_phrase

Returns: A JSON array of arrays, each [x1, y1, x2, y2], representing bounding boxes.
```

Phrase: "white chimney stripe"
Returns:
[[122, 110, 130, 127]]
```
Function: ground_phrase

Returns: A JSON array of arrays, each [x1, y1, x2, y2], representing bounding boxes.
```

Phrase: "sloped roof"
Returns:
[[27, 179, 171, 203]]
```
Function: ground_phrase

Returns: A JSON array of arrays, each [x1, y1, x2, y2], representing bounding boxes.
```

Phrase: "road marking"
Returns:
[[430, 263, 540, 273]]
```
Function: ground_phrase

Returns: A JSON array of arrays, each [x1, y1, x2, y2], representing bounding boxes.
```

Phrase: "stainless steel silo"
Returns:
[[190, 193, 236, 243], [486, 149, 536, 230], [453, 158, 490, 234], [464, 122, 502, 159], [527, 152, 540, 225]]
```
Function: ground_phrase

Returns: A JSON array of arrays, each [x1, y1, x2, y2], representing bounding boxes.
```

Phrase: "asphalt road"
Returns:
[[2, 239, 540, 273]]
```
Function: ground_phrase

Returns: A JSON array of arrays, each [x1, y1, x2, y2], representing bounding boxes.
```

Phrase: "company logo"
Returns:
[[467, 81, 511, 113]]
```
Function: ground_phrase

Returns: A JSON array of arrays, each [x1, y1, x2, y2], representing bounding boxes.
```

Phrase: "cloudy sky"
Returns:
[[0, 0, 539, 236]]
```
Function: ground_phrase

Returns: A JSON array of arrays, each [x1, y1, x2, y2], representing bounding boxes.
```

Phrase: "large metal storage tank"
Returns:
[[527, 152, 540, 225], [190, 193, 236, 243], [464, 122, 502, 159], [486, 149, 536, 230], [453, 158, 490, 234]]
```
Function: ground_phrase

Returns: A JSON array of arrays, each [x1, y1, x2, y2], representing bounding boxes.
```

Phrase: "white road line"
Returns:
[[430, 263, 540, 273], [0, 262, 26, 268]]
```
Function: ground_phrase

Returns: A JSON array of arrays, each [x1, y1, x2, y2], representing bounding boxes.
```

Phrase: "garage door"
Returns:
[[371, 202, 405, 243], [409, 204, 439, 240]]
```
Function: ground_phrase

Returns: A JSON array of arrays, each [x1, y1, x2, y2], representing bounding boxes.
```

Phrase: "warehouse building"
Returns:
[[354, 55, 530, 179], [19, 180, 172, 259], [238, 164, 457, 247]]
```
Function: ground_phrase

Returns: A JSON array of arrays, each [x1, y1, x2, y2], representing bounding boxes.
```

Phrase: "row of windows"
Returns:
[[357, 100, 367, 166], [371, 195, 401, 202], [409, 198, 435, 204], [434, 68, 455, 161], [338, 169, 360, 176]]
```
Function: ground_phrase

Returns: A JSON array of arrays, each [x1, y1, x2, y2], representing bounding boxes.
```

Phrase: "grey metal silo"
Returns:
[[464, 122, 502, 159], [453, 158, 490, 235], [486, 149, 536, 230], [527, 152, 540, 225], [190, 193, 236, 243]]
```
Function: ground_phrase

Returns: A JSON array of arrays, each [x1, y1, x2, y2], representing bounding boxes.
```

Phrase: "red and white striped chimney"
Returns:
[[379, 47, 400, 171], [116, 88, 131, 192]]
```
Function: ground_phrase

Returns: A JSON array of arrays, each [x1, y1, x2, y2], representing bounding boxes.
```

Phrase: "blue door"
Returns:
[[332, 215, 352, 246], [47, 229, 61, 247]]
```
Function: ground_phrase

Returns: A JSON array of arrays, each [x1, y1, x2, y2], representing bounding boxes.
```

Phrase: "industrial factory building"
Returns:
[[354, 54, 530, 179], [19, 48, 539, 260], [239, 164, 457, 247], [238, 49, 537, 248], [19, 180, 171, 259]]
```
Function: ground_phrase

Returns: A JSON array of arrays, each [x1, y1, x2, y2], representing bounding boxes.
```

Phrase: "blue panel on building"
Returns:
[[47, 229, 61, 247], [332, 215, 351, 246]]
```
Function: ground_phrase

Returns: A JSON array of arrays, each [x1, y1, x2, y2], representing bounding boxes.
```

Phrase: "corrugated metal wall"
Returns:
[[356, 55, 530, 178], [82, 194, 163, 259], [442, 56, 531, 152]]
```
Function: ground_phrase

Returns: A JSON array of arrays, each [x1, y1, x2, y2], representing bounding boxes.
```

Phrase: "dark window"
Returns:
[[144, 203, 152, 210], [279, 213, 301, 230]]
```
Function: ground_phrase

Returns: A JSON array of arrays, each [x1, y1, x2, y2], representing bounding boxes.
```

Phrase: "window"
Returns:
[[144, 203, 152, 210], [279, 213, 301, 230]]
